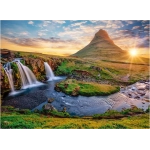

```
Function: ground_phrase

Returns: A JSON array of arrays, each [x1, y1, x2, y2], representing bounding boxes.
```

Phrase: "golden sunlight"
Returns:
[[129, 49, 138, 57]]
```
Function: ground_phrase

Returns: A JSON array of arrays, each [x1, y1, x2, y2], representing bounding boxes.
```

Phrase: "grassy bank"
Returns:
[[1, 112, 149, 129], [55, 79, 120, 96], [1, 106, 149, 129]]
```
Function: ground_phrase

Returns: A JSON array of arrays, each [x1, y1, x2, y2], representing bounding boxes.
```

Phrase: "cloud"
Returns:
[[28, 21, 34, 25], [132, 26, 141, 30], [124, 20, 134, 25], [118, 29, 135, 37], [71, 21, 87, 27], [38, 32, 47, 36], [20, 32, 29, 36], [89, 20, 99, 23], [52, 20, 66, 24], [136, 37, 149, 48], [142, 20, 149, 23], [7, 32, 13, 35], [2, 36, 82, 50], [43, 21, 51, 27], [40, 29, 48, 32], [1, 20, 149, 55], [144, 25, 150, 29]]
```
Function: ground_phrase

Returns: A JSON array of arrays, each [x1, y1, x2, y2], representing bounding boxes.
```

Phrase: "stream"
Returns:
[[3, 77, 149, 116]]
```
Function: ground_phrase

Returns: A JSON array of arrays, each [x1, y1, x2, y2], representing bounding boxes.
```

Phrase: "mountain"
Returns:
[[72, 29, 126, 59]]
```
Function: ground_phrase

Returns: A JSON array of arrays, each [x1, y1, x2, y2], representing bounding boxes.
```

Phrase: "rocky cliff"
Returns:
[[0, 50, 64, 97]]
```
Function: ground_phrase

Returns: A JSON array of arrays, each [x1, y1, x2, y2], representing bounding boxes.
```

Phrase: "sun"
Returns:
[[129, 49, 138, 57]]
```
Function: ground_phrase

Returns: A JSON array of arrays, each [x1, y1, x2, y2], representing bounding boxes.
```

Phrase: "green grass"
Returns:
[[93, 107, 146, 119], [55, 60, 75, 75], [41, 109, 71, 118], [56, 79, 120, 96], [1, 106, 149, 129], [1, 112, 149, 129], [99, 123, 128, 129]]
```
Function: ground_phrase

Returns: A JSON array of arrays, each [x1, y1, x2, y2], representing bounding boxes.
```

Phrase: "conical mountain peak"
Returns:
[[72, 29, 124, 58], [95, 29, 109, 37], [92, 29, 114, 44]]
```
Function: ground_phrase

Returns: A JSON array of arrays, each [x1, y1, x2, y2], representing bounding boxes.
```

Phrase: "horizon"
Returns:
[[1, 20, 149, 56]]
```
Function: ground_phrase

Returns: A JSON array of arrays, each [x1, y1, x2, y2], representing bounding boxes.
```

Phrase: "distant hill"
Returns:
[[72, 29, 126, 59], [72, 29, 149, 64]]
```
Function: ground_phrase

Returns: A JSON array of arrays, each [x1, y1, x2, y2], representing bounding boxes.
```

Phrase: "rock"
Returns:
[[139, 80, 145, 83], [43, 103, 57, 111], [131, 87, 136, 91], [95, 67, 101, 71], [64, 83, 68, 89], [14, 108, 20, 111], [62, 107, 67, 112], [128, 93, 132, 98], [144, 91, 150, 99], [136, 85, 146, 90], [3, 121, 10, 126], [48, 98, 54, 103], [34, 109, 40, 113], [55, 84, 61, 92], [98, 74, 100, 77], [134, 95, 141, 99], [145, 85, 150, 90], [137, 90, 146, 96], [72, 86, 80, 96]]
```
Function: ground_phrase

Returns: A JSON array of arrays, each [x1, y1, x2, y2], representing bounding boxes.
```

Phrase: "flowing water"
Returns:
[[44, 62, 55, 80], [4, 64, 15, 93], [3, 59, 149, 116], [15, 60, 42, 89], [44, 62, 61, 81]]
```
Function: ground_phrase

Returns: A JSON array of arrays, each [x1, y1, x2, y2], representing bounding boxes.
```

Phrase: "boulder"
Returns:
[[136, 85, 146, 90], [131, 87, 136, 91], [72, 86, 80, 96], [134, 95, 141, 99], [43, 103, 57, 111], [144, 91, 150, 99], [3, 121, 10, 126], [145, 85, 150, 90], [48, 98, 54, 103], [90, 66, 101, 71], [62, 107, 67, 112], [137, 90, 146, 96]]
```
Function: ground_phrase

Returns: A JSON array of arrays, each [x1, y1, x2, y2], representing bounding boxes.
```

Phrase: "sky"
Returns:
[[1, 20, 149, 56]]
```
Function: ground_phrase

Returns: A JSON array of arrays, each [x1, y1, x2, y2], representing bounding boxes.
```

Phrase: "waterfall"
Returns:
[[4, 63, 15, 92], [15, 60, 42, 89], [44, 62, 55, 81]]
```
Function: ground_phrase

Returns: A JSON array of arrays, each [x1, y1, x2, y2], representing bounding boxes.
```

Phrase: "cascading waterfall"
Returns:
[[4, 62, 15, 92], [44, 62, 55, 81], [15, 60, 42, 89], [3, 59, 62, 95]]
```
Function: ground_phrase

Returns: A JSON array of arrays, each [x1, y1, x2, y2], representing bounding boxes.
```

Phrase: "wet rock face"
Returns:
[[47, 58, 62, 71], [1, 56, 63, 97], [0, 63, 10, 94], [1, 49, 15, 61]]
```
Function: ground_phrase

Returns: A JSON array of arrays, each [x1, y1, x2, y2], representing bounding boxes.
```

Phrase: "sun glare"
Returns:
[[129, 49, 138, 57]]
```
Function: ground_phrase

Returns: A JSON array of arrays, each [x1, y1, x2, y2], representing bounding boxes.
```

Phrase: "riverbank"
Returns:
[[1, 107, 149, 129]]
